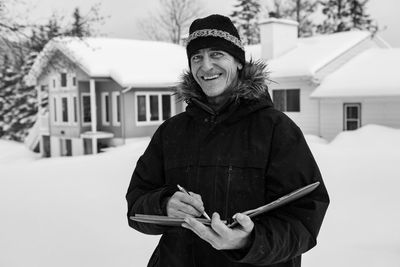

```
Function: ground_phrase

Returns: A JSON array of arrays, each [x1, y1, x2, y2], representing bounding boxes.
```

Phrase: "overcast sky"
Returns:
[[11, 0, 400, 47]]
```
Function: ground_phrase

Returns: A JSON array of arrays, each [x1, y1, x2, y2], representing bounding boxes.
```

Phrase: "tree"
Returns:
[[139, 0, 205, 44], [317, 0, 377, 34], [0, 4, 106, 142], [230, 0, 261, 45], [264, 0, 320, 37]]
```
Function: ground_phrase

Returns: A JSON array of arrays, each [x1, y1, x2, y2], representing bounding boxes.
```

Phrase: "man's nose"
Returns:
[[201, 55, 213, 71]]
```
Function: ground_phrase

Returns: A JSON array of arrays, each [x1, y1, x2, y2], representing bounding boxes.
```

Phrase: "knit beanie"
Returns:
[[186, 14, 245, 67]]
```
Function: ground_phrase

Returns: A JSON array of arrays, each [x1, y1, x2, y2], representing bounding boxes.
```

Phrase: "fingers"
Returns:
[[211, 212, 231, 237], [182, 217, 219, 246], [166, 192, 204, 218], [233, 213, 254, 233], [182, 192, 205, 213]]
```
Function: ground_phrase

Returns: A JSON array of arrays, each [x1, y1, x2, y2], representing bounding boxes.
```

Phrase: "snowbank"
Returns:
[[0, 125, 399, 267]]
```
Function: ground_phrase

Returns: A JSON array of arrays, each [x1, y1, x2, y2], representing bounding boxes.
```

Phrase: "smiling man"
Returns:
[[126, 14, 329, 267]]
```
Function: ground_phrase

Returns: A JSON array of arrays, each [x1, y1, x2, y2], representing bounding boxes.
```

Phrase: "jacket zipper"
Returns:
[[225, 165, 233, 219]]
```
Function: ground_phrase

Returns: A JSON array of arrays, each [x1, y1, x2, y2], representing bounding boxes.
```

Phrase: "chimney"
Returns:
[[259, 18, 299, 60]]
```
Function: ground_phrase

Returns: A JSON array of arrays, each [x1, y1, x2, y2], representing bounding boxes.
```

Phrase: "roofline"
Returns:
[[313, 32, 372, 76], [311, 93, 400, 99]]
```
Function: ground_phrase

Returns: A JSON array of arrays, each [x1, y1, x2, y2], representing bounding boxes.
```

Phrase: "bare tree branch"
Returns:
[[138, 0, 205, 44]]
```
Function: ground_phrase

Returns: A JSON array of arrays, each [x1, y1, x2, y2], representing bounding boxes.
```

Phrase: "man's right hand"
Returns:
[[166, 191, 205, 218]]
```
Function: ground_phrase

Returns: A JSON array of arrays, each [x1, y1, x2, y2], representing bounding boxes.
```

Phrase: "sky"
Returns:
[[10, 0, 400, 47], [1, 124, 400, 266]]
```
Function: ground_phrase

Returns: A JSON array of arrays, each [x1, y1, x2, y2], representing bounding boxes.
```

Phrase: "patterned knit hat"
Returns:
[[186, 14, 245, 67]]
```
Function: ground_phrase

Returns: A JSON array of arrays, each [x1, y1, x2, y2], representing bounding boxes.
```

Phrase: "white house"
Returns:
[[247, 18, 391, 138], [25, 19, 399, 157], [25, 37, 187, 157], [311, 48, 400, 140]]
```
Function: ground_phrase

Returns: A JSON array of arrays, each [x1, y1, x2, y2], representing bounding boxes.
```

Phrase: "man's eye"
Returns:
[[191, 55, 202, 62], [210, 51, 223, 58]]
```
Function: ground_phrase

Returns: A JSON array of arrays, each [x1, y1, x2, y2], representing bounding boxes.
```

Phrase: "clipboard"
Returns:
[[130, 181, 320, 228]]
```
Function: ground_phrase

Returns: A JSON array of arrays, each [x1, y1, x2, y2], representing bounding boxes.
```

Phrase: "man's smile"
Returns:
[[201, 74, 222, 81]]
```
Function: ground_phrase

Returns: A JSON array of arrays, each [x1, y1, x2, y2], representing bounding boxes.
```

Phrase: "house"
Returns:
[[246, 18, 391, 139], [25, 37, 187, 157], [26, 19, 399, 157], [310, 48, 400, 140]]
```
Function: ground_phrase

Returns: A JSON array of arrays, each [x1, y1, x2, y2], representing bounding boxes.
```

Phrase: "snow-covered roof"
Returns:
[[246, 31, 372, 78], [26, 37, 188, 88], [311, 48, 400, 98]]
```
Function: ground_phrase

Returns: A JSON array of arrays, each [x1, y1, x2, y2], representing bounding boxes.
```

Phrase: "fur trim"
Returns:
[[175, 59, 271, 103]]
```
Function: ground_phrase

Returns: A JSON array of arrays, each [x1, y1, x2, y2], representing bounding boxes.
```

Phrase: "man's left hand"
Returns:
[[182, 212, 254, 250]]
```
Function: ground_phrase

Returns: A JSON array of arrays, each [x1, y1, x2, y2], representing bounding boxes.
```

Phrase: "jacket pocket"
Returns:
[[230, 159, 267, 218]]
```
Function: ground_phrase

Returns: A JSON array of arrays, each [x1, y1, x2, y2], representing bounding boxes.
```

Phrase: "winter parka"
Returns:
[[126, 60, 329, 267]]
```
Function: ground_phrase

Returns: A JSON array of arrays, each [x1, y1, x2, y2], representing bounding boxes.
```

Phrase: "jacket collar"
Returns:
[[175, 59, 273, 105], [175, 60, 274, 123]]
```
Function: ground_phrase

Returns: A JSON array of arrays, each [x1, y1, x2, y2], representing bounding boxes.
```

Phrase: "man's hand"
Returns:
[[182, 212, 254, 250], [166, 191, 205, 218]]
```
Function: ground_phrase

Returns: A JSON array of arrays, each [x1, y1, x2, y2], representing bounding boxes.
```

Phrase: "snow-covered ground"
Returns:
[[0, 124, 399, 267]]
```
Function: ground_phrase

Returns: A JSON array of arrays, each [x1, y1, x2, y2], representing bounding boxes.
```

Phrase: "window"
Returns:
[[53, 79, 56, 88], [272, 89, 300, 112], [135, 92, 174, 124], [150, 95, 159, 121], [137, 95, 146, 122], [82, 94, 91, 124], [61, 73, 67, 87], [73, 77, 77, 86], [112, 92, 121, 126], [101, 93, 110, 125], [61, 97, 68, 122], [162, 95, 171, 120], [344, 103, 361, 131], [73, 96, 78, 123], [53, 97, 58, 122]]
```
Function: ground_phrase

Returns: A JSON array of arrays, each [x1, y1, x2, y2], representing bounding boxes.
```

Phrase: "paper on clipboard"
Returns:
[[130, 181, 320, 228]]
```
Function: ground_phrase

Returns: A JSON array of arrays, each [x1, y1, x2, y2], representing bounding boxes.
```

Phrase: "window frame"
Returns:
[[272, 89, 300, 112], [101, 92, 111, 126], [61, 73, 67, 87], [134, 91, 175, 126], [61, 96, 69, 123], [112, 91, 121, 126], [81, 93, 92, 126], [53, 96, 58, 123], [73, 96, 78, 124], [343, 103, 361, 131]]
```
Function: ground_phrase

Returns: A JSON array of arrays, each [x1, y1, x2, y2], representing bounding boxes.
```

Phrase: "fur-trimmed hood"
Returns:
[[175, 59, 272, 104]]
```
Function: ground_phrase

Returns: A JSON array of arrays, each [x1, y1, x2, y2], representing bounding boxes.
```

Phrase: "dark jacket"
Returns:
[[126, 60, 329, 267]]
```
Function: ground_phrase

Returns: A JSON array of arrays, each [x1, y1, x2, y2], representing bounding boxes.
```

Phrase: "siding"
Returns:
[[123, 88, 182, 138], [320, 97, 400, 141], [270, 78, 320, 135]]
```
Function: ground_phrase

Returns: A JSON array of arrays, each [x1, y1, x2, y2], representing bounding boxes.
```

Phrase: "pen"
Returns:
[[177, 184, 211, 221]]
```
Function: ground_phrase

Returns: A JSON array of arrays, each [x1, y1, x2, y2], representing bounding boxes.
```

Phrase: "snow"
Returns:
[[246, 31, 372, 78], [311, 48, 400, 98], [26, 37, 188, 88], [1, 125, 400, 267]]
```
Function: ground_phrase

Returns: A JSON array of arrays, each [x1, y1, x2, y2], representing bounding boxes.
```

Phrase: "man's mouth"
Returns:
[[201, 74, 221, 81]]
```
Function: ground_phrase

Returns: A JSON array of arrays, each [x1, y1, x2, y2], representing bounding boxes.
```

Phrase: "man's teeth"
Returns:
[[203, 74, 220, 80]]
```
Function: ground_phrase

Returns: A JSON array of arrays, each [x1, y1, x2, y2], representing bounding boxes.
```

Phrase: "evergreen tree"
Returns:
[[69, 8, 87, 37], [230, 0, 261, 45], [264, 0, 319, 37], [0, 5, 104, 142], [317, 0, 376, 34], [0, 52, 37, 141]]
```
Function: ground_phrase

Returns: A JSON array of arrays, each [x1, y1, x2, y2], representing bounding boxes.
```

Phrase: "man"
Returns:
[[126, 14, 329, 267]]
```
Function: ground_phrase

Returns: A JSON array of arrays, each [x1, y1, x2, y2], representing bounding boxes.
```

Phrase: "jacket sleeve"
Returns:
[[126, 125, 177, 235], [226, 114, 330, 265]]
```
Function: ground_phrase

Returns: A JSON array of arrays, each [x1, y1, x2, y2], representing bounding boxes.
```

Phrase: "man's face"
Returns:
[[190, 48, 242, 98]]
